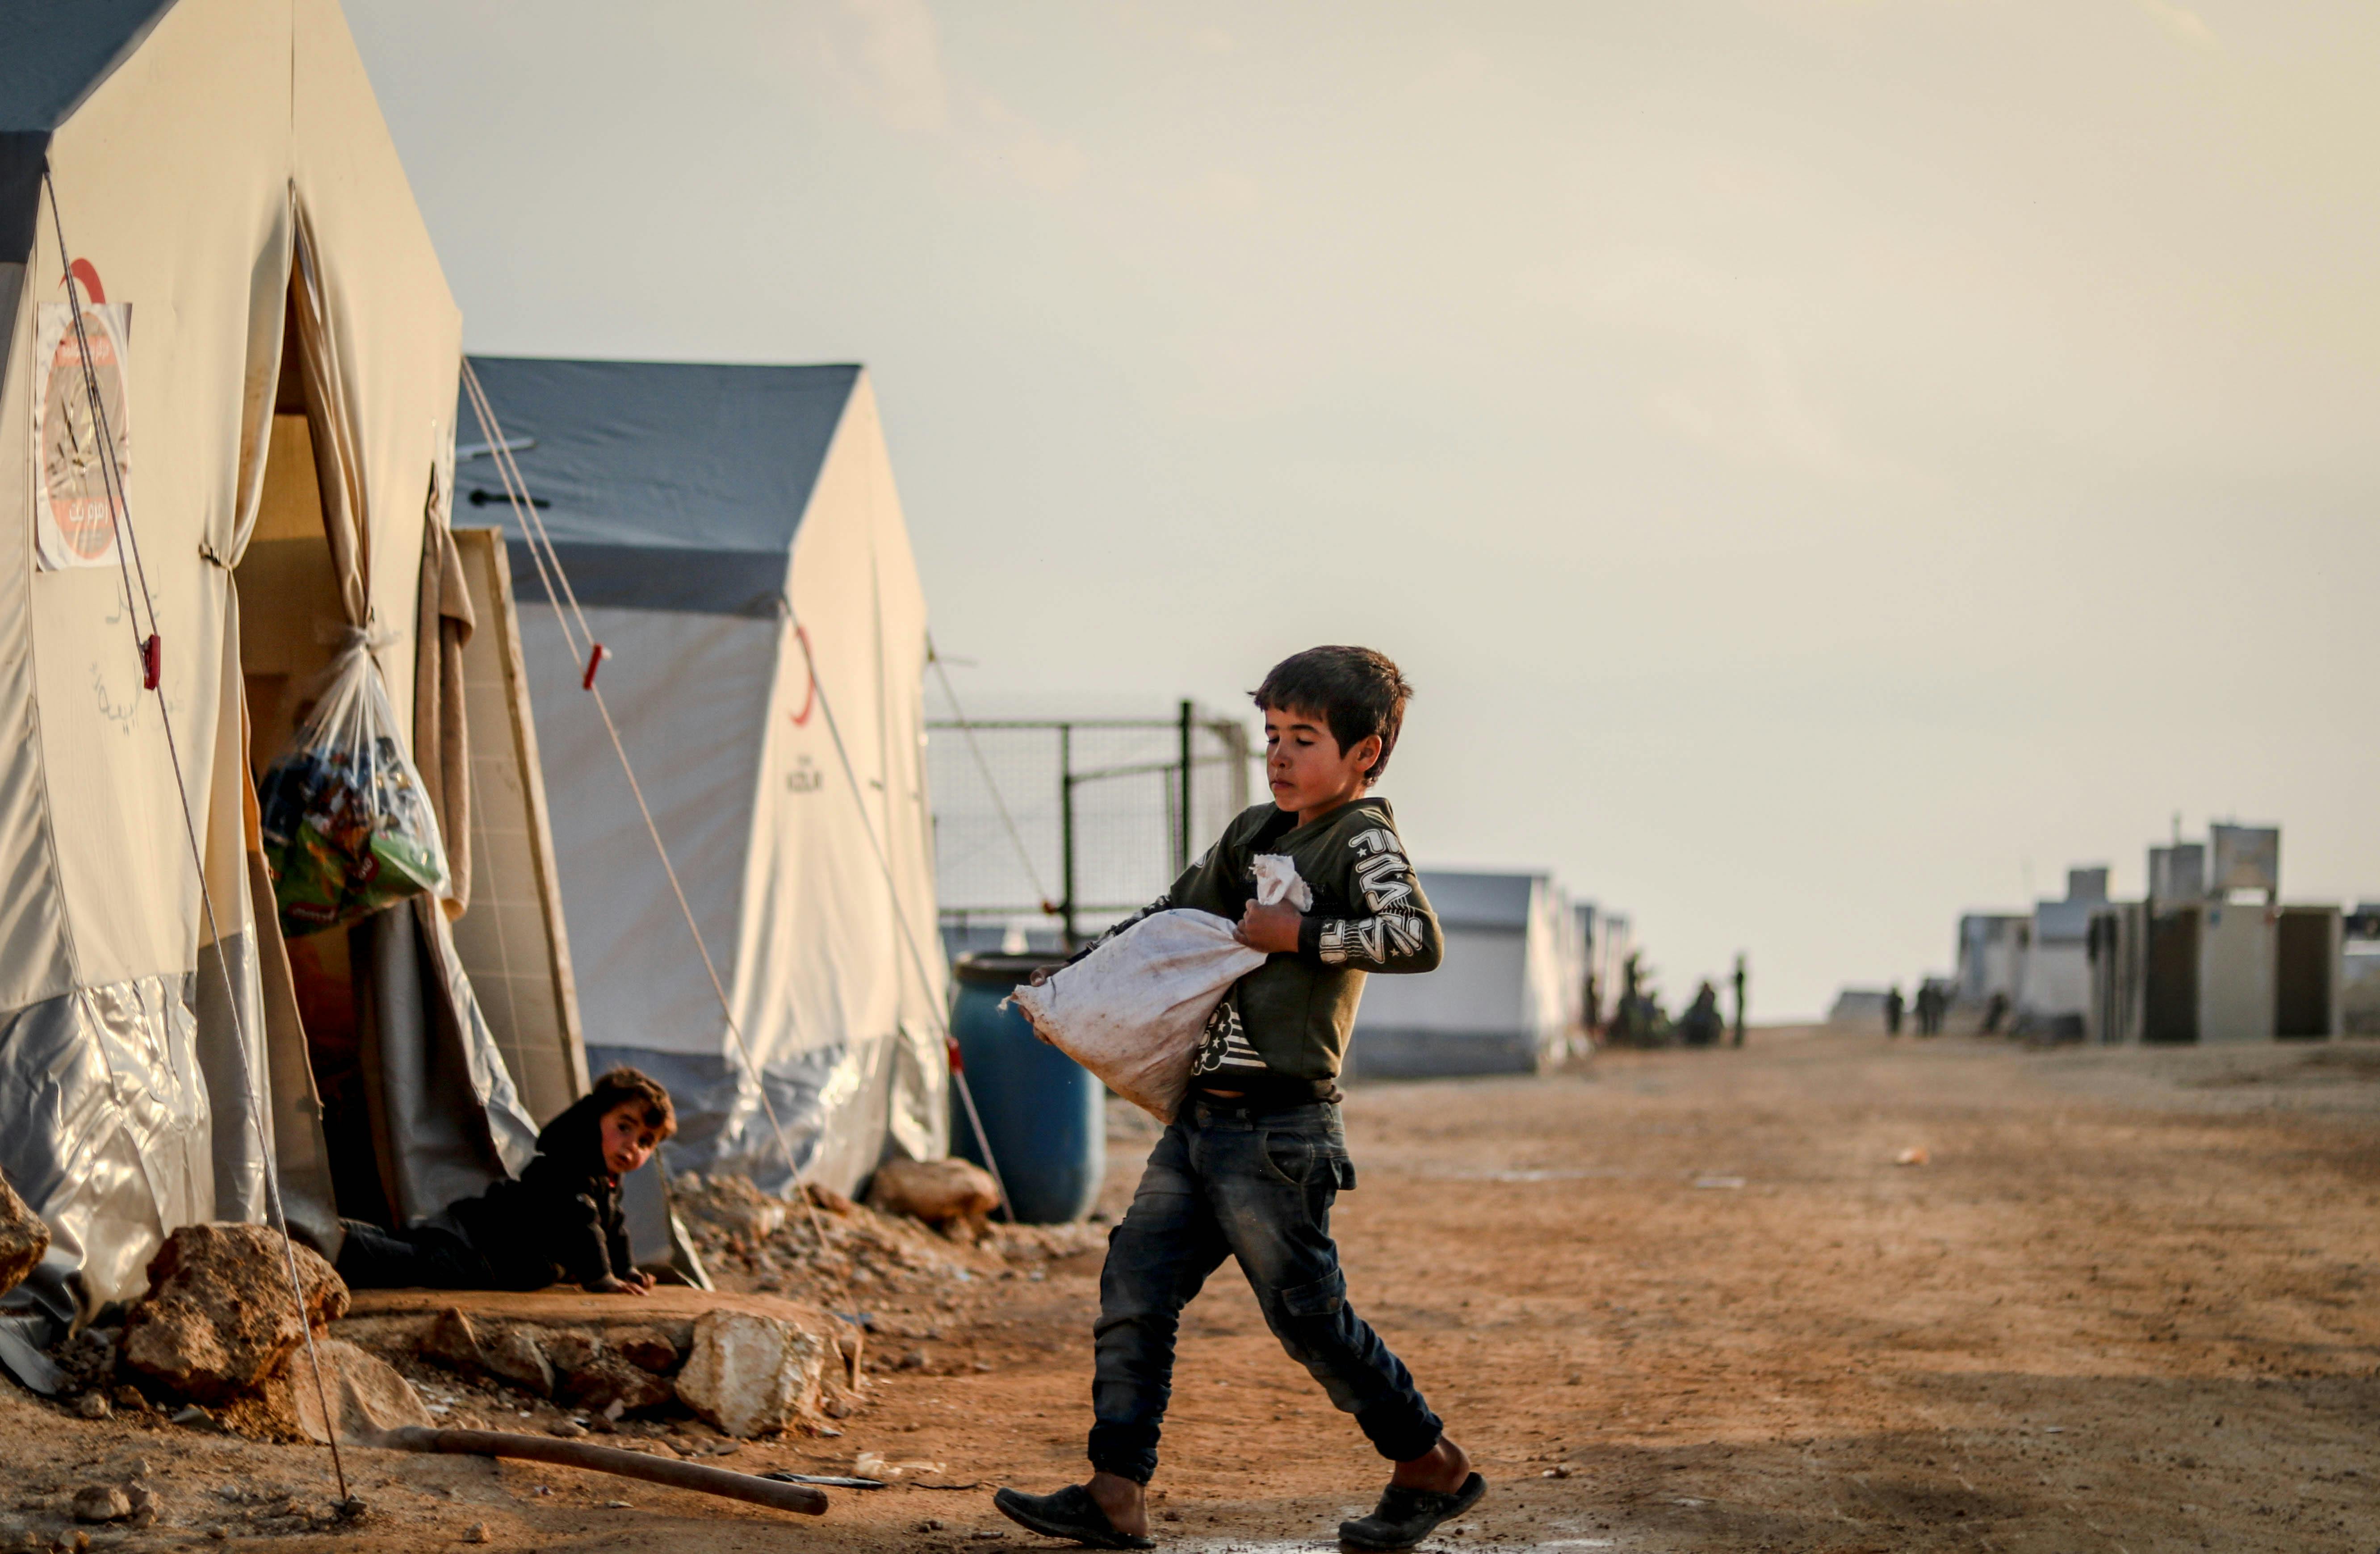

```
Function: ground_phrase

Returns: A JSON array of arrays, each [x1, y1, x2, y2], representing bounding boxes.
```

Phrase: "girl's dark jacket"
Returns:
[[447, 1090, 634, 1290]]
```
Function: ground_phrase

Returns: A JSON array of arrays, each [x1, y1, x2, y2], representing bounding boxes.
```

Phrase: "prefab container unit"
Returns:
[[1550, 890, 1588, 1041], [1348, 868, 1572, 1078], [1826, 988, 1892, 1032], [2139, 905, 2342, 1043], [1572, 902, 1599, 1027], [2274, 905, 2341, 1039], [1582, 904, 1633, 1033], [2016, 868, 2109, 1039], [2085, 904, 2146, 1045], [1952, 913, 2028, 1030], [2342, 941, 2380, 1035], [2134, 827, 2338, 1043], [2144, 901, 2275, 1043]]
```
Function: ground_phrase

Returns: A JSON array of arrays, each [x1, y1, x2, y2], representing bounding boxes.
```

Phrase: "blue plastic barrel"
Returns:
[[950, 952, 1103, 1223]]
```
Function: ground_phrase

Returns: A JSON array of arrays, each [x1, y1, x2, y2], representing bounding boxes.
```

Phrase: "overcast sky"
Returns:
[[350, 0, 2380, 1018]]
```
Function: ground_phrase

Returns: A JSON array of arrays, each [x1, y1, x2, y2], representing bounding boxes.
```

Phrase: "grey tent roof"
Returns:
[[0, 0, 176, 132], [458, 356, 862, 617], [1418, 869, 1544, 931], [0, 0, 180, 254]]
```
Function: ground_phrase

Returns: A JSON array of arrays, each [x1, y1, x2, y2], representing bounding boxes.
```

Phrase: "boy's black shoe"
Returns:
[[1337, 1472, 1487, 1552], [992, 1485, 1156, 1550]]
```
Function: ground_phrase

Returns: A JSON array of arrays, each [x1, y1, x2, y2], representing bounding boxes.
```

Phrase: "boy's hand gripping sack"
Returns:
[[1006, 856, 1313, 1121], [256, 635, 453, 937]]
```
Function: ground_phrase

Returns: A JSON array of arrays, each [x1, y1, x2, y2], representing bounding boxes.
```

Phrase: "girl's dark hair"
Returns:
[[1252, 646, 1414, 785], [588, 1066, 677, 1139]]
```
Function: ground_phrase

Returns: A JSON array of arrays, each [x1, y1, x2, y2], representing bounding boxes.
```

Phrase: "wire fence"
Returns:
[[930, 704, 1255, 949]]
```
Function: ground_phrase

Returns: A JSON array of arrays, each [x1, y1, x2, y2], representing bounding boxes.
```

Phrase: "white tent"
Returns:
[[458, 357, 948, 1195], [1348, 868, 1574, 1078], [0, 0, 554, 1373]]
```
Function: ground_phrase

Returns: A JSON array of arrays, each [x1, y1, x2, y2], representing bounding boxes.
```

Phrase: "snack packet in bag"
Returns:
[[256, 637, 452, 937], [1005, 855, 1312, 1121]]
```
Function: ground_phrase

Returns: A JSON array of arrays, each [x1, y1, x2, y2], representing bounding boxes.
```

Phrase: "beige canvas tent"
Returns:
[[458, 357, 950, 1197], [0, 0, 570, 1377]]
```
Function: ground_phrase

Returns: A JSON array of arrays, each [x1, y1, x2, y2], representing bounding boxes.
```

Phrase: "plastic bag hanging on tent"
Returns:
[[1005, 855, 1313, 1121], [256, 636, 451, 936]]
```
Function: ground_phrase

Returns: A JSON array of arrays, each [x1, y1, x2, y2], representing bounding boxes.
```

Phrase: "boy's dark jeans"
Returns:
[[1088, 1099, 1442, 1484]]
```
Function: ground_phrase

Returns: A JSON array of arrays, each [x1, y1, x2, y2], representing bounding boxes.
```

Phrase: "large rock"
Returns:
[[866, 1159, 999, 1225], [559, 1349, 675, 1416], [480, 1324, 556, 1395], [421, 1307, 553, 1395], [678, 1174, 787, 1243], [675, 1308, 850, 1438], [0, 1169, 47, 1297], [72, 1487, 130, 1524], [609, 1325, 682, 1375], [419, 1307, 485, 1374], [423, 1313, 675, 1415], [260, 1338, 434, 1444], [536, 1328, 671, 1415], [120, 1224, 347, 1404]]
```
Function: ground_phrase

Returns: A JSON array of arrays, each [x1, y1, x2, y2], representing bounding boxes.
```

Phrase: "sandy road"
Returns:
[[854, 1027, 2380, 1554], [5, 1027, 2377, 1551]]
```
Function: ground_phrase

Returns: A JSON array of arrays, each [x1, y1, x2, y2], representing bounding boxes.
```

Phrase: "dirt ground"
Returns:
[[7, 1026, 2380, 1552]]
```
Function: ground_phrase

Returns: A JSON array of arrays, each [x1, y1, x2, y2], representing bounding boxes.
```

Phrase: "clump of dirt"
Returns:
[[670, 1172, 1100, 1307]]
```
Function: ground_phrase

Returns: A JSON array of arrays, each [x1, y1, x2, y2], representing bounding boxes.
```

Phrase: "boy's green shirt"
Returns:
[[1092, 796, 1443, 1092]]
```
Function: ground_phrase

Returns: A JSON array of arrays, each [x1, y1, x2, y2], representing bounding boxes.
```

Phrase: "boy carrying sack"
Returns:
[[995, 647, 1481, 1553]]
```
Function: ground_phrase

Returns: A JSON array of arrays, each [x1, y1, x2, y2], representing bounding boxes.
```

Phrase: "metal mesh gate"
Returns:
[[929, 704, 1255, 947]]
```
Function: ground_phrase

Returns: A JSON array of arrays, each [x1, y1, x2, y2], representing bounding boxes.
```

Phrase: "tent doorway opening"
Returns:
[[234, 285, 394, 1229]]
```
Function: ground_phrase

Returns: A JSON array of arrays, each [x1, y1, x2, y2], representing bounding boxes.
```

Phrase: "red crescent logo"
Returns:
[[65, 259, 105, 304]]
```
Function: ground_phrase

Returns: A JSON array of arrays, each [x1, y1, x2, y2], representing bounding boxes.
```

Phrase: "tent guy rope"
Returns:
[[926, 638, 1059, 917], [42, 167, 352, 1504], [789, 624, 1012, 1220]]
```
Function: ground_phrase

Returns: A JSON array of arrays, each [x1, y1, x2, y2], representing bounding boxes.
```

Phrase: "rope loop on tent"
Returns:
[[41, 165, 351, 1503], [786, 627, 816, 728]]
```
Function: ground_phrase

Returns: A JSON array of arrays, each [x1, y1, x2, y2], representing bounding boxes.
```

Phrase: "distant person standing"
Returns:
[[1613, 952, 1644, 1046], [1983, 990, 2009, 1035], [1884, 984, 1905, 1037], [1680, 980, 1722, 1047], [1731, 954, 1747, 1047]]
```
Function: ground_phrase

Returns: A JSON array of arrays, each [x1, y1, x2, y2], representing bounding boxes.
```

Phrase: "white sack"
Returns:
[[1008, 856, 1311, 1121]]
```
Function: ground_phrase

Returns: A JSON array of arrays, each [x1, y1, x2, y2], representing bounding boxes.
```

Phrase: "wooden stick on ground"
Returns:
[[368, 1427, 830, 1516]]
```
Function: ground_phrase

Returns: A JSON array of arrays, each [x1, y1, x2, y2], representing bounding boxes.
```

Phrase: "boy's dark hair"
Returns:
[[1252, 646, 1413, 785], [587, 1066, 677, 1140]]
